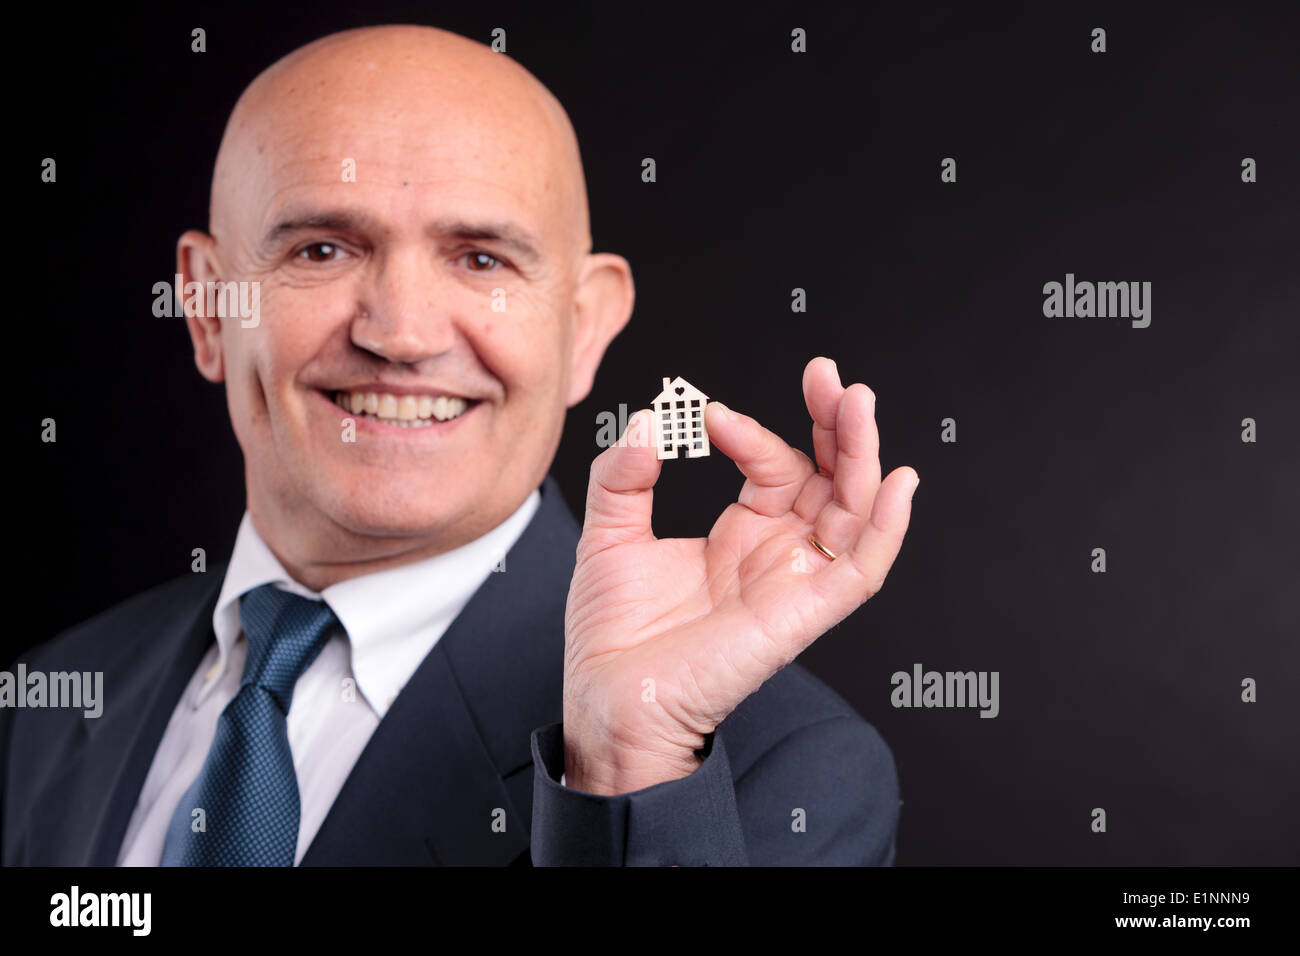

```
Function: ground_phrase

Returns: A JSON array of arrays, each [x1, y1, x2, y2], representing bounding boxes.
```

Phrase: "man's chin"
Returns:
[[325, 498, 471, 543], [290, 469, 462, 538]]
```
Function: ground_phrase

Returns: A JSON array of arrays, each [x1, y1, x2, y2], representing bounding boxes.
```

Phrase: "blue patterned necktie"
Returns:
[[160, 584, 339, 866]]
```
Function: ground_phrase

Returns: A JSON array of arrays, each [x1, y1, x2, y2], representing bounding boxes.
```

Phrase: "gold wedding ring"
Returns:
[[807, 533, 837, 561]]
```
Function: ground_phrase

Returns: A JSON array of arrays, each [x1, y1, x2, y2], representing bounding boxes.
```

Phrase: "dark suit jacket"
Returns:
[[1, 476, 899, 865]]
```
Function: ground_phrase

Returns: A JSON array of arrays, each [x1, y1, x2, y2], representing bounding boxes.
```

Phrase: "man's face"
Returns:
[[186, 35, 622, 571]]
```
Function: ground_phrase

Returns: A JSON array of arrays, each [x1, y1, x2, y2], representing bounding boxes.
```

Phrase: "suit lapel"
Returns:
[[302, 476, 579, 865], [75, 570, 224, 865]]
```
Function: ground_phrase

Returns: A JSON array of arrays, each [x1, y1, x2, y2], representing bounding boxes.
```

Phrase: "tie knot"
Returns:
[[238, 584, 339, 711]]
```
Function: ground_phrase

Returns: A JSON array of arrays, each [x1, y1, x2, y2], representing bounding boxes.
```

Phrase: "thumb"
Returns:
[[579, 408, 662, 555]]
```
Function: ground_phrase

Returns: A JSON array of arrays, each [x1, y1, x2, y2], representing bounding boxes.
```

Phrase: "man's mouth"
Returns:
[[330, 390, 476, 428]]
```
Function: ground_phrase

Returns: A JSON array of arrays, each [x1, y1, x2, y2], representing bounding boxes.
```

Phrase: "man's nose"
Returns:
[[350, 245, 458, 364]]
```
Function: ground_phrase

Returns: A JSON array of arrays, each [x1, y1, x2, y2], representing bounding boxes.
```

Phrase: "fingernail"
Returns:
[[909, 473, 920, 498], [712, 401, 736, 422]]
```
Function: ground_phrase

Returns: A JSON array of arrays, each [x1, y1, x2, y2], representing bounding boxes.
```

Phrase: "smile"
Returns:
[[330, 390, 475, 428]]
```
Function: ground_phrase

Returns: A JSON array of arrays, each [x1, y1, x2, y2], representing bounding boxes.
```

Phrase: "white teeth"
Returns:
[[333, 390, 472, 426], [435, 396, 468, 421]]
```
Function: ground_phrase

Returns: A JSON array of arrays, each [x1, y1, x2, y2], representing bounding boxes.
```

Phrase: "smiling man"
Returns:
[[1, 24, 918, 866]]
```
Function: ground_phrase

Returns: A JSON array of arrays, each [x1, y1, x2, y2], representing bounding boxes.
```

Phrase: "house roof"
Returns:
[[652, 375, 709, 404]]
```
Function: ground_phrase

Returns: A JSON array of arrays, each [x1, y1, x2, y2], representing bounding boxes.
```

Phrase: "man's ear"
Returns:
[[178, 230, 226, 383], [565, 252, 635, 407]]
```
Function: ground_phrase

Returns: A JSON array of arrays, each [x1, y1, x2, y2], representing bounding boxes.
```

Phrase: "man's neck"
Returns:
[[247, 501, 523, 593]]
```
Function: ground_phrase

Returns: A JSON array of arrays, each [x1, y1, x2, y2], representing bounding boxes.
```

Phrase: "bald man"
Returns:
[[1, 25, 917, 866]]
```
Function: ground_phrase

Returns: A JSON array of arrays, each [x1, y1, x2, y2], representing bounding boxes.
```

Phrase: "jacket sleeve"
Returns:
[[528, 722, 748, 866], [528, 712, 899, 867], [727, 714, 899, 866]]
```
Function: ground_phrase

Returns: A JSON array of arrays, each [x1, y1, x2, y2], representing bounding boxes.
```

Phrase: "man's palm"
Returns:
[[562, 357, 918, 794]]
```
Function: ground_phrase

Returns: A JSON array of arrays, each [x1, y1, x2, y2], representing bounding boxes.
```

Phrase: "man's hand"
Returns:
[[562, 357, 918, 795]]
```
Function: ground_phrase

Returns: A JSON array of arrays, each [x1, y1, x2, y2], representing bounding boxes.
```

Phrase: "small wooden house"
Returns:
[[652, 376, 710, 459]]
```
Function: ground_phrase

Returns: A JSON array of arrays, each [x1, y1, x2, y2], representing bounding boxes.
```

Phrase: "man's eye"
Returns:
[[464, 251, 501, 272], [296, 242, 344, 262]]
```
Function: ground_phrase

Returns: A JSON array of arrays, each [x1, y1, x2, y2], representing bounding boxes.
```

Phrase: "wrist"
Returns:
[[562, 725, 705, 795]]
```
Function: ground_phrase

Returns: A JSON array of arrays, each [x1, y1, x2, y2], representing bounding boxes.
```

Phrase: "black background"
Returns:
[[10, 1, 1299, 865]]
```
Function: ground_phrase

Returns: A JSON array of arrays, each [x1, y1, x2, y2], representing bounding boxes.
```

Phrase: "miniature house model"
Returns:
[[652, 376, 710, 460]]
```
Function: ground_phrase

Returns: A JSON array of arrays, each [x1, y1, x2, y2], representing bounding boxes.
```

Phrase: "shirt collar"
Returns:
[[206, 489, 541, 717]]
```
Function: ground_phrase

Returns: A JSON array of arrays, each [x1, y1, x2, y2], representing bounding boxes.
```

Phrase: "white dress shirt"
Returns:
[[117, 490, 540, 866]]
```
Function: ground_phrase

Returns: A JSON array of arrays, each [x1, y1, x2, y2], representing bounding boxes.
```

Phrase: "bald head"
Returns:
[[211, 25, 590, 266]]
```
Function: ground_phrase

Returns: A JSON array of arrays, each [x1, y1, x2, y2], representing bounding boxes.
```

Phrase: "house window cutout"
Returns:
[[652, 376, 710, 460]]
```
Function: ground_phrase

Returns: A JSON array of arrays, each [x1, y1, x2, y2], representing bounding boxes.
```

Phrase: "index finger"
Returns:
[[705, 402, 816, 517]]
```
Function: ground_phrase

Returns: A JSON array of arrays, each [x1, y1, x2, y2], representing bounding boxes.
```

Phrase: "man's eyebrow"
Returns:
[[262, 210, 544, 264], [262, 210, 382, 247], [426, 217, 544, 264]]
